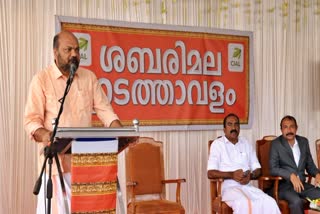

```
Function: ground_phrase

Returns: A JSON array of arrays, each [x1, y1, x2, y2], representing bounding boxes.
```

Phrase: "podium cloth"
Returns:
[[71, 138, 118, 214]]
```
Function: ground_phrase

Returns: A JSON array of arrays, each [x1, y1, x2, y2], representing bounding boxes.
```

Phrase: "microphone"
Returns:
[[69, 58, 79, 82]]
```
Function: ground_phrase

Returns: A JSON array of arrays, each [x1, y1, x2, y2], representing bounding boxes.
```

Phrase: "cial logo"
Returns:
[[74, 33, 92, 66], [228, 43, 244, 72]]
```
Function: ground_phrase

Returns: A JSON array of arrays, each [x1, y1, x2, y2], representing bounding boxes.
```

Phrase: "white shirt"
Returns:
[[291, 138, 300, 167], [207, 136, 261, 189]]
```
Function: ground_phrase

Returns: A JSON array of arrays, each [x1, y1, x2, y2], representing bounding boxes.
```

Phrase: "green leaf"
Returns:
[[79, 37, 88, 51], [233, 48, 241, 59]]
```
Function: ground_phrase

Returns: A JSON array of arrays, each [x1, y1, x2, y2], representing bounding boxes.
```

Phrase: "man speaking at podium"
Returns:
[[24, 30, 122, 213]]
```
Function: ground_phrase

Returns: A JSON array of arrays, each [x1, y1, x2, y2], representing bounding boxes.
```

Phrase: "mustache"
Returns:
[[230, 129, 238, 134], [286, 132, 294, 136]]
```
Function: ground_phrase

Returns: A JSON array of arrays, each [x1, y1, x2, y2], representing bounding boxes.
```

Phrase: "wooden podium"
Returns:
[[56, 127, 139, 214]]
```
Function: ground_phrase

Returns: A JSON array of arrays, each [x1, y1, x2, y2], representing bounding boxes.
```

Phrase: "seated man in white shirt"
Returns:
[[207, 113, 280, 214]]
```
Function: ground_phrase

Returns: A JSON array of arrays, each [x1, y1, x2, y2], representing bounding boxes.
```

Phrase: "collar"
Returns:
[[52, 63, 79, 80], [291, 138, 298, 148], [52, 63, 63, 79], [223, 135, 241, 145]]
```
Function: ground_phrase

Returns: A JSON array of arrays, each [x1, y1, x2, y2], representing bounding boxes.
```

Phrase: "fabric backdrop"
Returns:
[[1, 0, 320, 213]]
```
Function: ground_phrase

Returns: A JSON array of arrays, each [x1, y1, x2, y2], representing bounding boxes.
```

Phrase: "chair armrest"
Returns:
[[209, 178, 224, 213], [126, 181, 138, 204], [258, 176, 283, 181], [209, 178, 225, 182], [209, 178, 224, 198], [259, 174, 311, 204], [258, 176, 283, 203], [162, 179, 186, 184], [162, 179, 186, 204]]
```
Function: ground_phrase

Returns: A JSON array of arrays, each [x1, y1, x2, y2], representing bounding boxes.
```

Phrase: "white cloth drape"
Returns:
[[1, 1, 320, 213]]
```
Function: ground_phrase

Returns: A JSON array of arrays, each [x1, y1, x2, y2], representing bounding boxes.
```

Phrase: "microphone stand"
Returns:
[[33, 73, 75, 214]]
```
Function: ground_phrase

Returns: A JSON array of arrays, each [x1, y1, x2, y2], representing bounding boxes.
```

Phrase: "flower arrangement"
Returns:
[[307, 198, 320, 210]]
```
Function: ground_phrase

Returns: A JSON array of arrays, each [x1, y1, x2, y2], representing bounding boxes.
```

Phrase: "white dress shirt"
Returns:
[[291, 138, 301, 167]]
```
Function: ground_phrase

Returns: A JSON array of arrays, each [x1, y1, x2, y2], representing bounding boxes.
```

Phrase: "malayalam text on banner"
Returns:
[[56, 16, 253, 131]]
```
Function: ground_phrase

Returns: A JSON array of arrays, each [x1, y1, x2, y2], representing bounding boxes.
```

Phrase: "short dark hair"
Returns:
[[280, 115, 297, 128], [223, 113, 240, 128], [53, 34, 59, 49]]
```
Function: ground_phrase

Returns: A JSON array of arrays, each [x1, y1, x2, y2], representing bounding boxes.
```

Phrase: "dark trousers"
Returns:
[[279, 182, 320, 214]]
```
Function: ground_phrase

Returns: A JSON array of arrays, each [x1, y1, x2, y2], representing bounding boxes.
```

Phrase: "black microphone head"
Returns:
[[69, 57, 79, 76]]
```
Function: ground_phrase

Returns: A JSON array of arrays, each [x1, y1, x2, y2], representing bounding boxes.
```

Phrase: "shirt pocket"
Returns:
[[45, 93, 58, 114], [237, 152, 248, 164]]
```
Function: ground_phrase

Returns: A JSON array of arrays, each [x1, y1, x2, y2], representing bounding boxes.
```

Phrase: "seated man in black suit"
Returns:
[[269, 115, 320, 214]]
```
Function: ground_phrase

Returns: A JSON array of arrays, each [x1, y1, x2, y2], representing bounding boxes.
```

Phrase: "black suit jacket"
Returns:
[[269, 135, 319, 189]]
